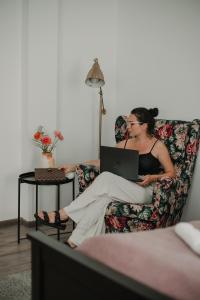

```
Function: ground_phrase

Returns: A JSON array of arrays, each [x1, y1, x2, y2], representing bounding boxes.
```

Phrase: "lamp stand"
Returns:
[[85, 58, 106, 159], [98, 87, 106, 159]]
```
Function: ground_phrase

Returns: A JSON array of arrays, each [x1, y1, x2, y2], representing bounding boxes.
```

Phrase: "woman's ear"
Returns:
[[142, 123, 148, 131]]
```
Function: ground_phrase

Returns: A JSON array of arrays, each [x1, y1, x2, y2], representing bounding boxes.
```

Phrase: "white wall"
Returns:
[[0, 0, 22, 220], [20, 0, 60, 220], [0, 0, 117, 221], [56, 0, 117, 164], [0, 0, 199, 222], [115, 0, 200, 221]]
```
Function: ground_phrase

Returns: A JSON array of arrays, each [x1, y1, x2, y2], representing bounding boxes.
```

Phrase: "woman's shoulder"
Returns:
[[155, 138, 165, 146], [154, 138, 163, 146], [153, 138, 169, 153]]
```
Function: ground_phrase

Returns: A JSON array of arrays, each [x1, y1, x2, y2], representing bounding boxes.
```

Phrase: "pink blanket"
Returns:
[[78, 221, 200, 300]]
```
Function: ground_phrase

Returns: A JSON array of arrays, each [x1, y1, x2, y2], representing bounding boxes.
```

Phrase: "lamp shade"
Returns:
[[85, 58, 105, 88]]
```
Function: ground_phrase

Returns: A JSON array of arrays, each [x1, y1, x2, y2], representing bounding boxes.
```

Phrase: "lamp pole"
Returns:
[[98, 87, 106, 158], [85, 58, 106, 159]]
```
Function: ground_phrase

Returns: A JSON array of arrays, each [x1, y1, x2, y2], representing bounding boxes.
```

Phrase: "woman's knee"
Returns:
[[95, 171, 114, 184]]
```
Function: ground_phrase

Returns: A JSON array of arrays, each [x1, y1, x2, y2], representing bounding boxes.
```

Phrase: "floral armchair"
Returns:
[[76, 116, 200, 233]]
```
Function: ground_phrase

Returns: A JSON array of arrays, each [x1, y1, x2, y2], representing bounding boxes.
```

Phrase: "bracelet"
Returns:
[[153, 175, 158, 182]]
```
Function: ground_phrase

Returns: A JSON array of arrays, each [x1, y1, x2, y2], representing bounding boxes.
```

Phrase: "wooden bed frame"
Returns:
[[28, 231, 172, 300]]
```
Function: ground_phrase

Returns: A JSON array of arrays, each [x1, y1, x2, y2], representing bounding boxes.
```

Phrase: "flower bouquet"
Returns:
[[33, 126, 64, 167]]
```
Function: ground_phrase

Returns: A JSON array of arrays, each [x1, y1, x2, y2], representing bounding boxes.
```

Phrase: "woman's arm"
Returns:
[[60, 160, 100, 174], [156, 142, 176, 178], [61, 139, 126, 173], [60, 163, 77, 173], [139, 141, 176, 187]]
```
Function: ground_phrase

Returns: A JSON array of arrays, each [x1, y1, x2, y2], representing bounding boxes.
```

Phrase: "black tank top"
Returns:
[[124, 139, 162, 175]]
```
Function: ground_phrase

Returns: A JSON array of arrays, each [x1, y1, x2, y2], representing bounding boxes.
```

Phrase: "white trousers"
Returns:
[[64, 171, 153, 246]]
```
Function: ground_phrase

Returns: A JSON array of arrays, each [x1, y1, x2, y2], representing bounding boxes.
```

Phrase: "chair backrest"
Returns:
[[115, 116, 200, 189]]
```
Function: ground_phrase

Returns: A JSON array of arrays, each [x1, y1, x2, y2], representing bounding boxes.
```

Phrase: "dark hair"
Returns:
[[130, 107, 159, 135]]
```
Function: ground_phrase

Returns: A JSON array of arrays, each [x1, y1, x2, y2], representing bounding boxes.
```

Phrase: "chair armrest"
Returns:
[[152, 177, 177, 206], [154, 176, 189, 223], [152, 176, 186, 210], [105, 201, 155, 220], [76, 164, 100, 193]]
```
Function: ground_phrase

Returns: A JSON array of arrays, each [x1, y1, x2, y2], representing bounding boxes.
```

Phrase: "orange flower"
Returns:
[[41, 136, 52, 145], [34, 131, 42, 140], [54, 130, 64, 141], [33, 126, 64, 153]]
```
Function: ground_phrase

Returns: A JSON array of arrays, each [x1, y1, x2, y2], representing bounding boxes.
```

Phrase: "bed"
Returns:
[[28, 221, 200, 300]]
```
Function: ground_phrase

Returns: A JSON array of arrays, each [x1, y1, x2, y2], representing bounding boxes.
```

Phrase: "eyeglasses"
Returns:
[[126, 121, 143, 127]]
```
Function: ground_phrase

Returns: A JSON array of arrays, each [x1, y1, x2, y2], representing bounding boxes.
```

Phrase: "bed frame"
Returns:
[[28, 231, 172, 300]]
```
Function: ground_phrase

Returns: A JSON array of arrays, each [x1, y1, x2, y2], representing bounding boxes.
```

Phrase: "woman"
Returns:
[[35, 107, 175, 248]]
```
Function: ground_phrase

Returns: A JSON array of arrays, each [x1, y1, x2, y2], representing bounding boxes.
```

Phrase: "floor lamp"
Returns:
[[85, 58, 106, 158]]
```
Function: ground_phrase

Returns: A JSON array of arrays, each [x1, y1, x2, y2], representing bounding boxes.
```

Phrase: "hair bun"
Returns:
[[149, 108, 159, 118]]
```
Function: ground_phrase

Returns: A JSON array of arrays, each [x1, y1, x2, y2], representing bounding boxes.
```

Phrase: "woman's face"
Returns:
[[127, 114, 146, 137]]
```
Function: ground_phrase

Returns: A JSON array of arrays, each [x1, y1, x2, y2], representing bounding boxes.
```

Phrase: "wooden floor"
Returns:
[[0, 221, 73, 279]]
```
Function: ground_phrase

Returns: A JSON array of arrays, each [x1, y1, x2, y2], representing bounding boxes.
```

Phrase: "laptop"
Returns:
[[100, 146, 142, 182]]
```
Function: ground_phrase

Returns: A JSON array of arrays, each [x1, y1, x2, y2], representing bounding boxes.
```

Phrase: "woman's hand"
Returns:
[[59, 163, 77, 174], [138, 175, 157, 187]]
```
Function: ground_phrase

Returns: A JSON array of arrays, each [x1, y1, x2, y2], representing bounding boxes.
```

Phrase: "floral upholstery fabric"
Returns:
[[76, 116, 200, 233], [76, 164, 100, 194]]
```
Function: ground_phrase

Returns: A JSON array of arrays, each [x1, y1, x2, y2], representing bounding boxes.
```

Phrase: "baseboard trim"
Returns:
[[21, 218, 35, 228], [0, 218, 35, 228], [0, 218, 17, 227]]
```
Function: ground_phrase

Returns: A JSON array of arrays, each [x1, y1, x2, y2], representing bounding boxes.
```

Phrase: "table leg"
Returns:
[[72, 178, 75, 229], [17, 178, 21, 243], [57, 185, 60, 240], [35, 185, 38, 231], [72, 178, 75, 200]]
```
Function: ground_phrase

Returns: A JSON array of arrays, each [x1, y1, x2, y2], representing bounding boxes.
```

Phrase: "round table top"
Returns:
[[18, 171, 74, 185]]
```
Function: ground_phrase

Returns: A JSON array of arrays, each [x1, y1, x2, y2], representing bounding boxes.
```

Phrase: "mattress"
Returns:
[[78, 221, 200, 300]]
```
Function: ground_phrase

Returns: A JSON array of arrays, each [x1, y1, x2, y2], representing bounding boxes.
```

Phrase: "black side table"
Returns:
[[18, 171, 75, 243]]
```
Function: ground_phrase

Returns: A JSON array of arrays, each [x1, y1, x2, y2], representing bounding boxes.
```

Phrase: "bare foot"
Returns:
[[66, 239, 77, 249]]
